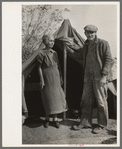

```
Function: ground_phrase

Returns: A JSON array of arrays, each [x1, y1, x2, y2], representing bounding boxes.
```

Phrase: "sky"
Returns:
[[52, 4, 119, 57]]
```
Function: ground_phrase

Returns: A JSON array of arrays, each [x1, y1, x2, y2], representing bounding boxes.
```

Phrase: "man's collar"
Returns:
[[85, 35, 98, 45]]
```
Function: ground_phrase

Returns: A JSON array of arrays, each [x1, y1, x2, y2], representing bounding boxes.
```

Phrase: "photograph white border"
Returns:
[[2, 1, 120, 147]]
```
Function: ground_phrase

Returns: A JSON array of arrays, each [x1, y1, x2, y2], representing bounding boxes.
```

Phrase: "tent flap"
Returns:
[[22, 19, 85, 78]]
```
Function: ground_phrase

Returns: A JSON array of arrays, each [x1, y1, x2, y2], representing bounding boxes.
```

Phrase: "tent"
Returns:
[[22, 19, 117, 120]]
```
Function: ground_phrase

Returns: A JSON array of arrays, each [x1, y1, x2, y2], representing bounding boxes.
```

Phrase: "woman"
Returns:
[[37, 34, 68, 128]]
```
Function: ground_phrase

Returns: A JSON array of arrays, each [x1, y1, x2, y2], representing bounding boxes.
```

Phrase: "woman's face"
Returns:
[[45, 36, 54, 48]]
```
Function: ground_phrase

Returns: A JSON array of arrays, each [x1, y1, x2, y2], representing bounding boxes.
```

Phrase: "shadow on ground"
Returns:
[[23, 118, 81, 128], [106, 129, 117, 136], [101, 137, 117, 144], [60, 119, 79, 126], [23, 117, 44, 128], [100, 129, 117, 144]]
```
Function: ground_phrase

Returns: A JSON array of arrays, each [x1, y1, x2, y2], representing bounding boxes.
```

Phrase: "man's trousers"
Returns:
[[80, 78, 108, 127]]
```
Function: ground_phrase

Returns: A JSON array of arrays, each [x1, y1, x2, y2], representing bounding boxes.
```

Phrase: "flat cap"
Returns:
[[84, 25, 98, 32]]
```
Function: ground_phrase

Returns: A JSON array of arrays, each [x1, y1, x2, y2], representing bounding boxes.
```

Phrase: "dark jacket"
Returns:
[[83, 36, 114, 77], [66, 36, 114, 81]]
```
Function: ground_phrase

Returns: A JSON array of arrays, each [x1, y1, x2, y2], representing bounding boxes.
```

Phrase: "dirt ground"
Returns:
[[22, 117, 117, 146]]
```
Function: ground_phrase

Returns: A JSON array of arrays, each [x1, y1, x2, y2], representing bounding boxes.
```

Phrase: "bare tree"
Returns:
[[22, 5, 70, 63]]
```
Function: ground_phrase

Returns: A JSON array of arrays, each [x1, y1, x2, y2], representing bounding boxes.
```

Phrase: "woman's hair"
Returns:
[[42, 35, 49, 44]]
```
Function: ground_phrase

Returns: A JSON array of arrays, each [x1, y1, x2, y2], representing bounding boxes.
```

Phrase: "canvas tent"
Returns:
[[22, 19, 117, 120]]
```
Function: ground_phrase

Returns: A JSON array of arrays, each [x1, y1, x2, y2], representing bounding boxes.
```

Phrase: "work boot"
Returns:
[[44, 120, 49, 128], [72, 124, 91, 130], [92, 126, 104, 134], [53, 121, 60, 128]]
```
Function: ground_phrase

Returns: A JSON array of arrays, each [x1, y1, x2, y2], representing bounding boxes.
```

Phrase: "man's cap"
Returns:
[[84, 25, 98, 32]]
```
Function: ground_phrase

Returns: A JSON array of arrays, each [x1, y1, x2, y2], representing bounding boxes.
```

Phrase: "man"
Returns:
[[65, 25, 114, 134]]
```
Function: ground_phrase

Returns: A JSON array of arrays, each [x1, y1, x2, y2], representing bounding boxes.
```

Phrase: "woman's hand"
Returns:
[[60, 76, 63, 86]]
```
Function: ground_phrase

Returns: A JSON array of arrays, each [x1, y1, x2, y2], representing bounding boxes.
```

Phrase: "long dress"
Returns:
[[37, 49, 68, 115]]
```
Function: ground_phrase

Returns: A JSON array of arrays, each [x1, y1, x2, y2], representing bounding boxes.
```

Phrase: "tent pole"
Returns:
[[63, 46, 67, 120]]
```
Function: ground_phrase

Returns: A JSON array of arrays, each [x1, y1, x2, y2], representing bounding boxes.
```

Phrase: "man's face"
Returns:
[[85, 31, 96, 41]]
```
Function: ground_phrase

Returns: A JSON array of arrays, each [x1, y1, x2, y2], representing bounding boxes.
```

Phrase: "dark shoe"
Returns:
[[44, 120, 49, 128], [72, 125, 91, 130], [92, 126, 103, 134], [54, 121, 60, 128]]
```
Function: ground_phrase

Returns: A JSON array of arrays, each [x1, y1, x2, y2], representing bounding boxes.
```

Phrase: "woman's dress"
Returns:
[[37, 49, 68, 115]]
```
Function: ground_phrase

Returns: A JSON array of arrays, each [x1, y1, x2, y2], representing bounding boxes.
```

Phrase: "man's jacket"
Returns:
[[82, 36, 114, 80], [65, 36, 115, 81]]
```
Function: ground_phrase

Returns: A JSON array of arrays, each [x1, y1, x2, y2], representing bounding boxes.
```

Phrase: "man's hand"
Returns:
[[99, 75, 107, 87], [39, 81, 45, 89]]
